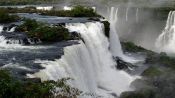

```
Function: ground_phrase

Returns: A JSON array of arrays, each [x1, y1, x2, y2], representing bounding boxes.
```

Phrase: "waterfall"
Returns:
[[108, 7, 124, 58], [63, 6, 72, 10], [155, 11, 175, 53], [136, 8, 139, 23], [0, 25, 41, 46], [36, 6, 53, 11], [8, 27, 16, 32], [33, 22, 137, 97], [126, 7, 129, 22], [0, 25, 3, 33], [107, 7, 140, 63]]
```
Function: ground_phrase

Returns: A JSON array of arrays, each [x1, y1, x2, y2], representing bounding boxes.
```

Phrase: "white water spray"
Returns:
[[0, 25, 3, 33], [126, 7, 129, 22], [8, 27, 16, 32], [63, 6, 72, 11], [36, 6, 53, 11], [107, 7, 140, 63], [155, 11, 175, 53], [108, 7, 124, 57], [33, 22, 137, 97], [136, 8, 139, 23]]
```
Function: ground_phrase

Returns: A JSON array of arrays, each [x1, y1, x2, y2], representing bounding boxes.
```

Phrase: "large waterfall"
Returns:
[[108, 7, 139, 63], [155, 11, 175, 53], [33, 22, 137, 97], [108, 7, 124, 58]]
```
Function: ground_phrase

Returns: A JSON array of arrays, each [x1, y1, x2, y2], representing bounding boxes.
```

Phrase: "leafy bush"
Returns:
[[0, 69, 81, 98], [142, 66, 162, 77], [41, 5, 100, 17], [16, 19, 41, 32], [71, 5, 97, 17], [0, 9, 20, 23], [16, 19, 71, 42], [31, 26, 70, 42]]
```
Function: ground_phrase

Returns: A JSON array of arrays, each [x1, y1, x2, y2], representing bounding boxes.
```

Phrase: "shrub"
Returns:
[[16, 19, 41, 32], [31, 26, 70, 42], [16, 19, 71, 42], [142, 67, 162, 77], [0, 9, 19, 23], [0, 69, 81, 98]]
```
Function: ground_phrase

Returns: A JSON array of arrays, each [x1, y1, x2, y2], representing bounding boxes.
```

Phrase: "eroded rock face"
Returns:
[[114, 57, 135, 70], [102, 21, 110, 38], [0, 31, 41, 45]]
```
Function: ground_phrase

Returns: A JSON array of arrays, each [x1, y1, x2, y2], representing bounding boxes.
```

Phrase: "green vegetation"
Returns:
[[121, 42, 148, 52], [0, 0, 61, 5], [40, 5, 100, 17], [16, 19, 71, 42], [121, 41, 175, 70], [0, 9, 19, 23], [122, 70, 175, 98], [142, 66, 162, 77], [146, 52, 175, 70], [121, 42, 175, 98], [120, 89, 155, 98], [0, 6, 100, 17], [0, 69, 81, 98], [102, 21, 110, 38]]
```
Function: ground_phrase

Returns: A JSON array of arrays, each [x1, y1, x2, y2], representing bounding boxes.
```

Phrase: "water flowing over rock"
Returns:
[[156, 11, 175, 53], [0, 25, 41, 46], [107, 7, 138, 64], [108, 7, 124, 58], [33, 22, 137, 97]]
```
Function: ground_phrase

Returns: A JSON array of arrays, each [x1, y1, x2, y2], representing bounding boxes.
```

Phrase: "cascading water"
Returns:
[[108, 7, 124, 58], [136, 8, 139, 23], [155, 11, 175, 53], [8, 27, 16, 32], [33, 22, 137, 97], [0, 25, 22, 46], [0, 25, 41, 46], [0, 25, 3, 33], [126, 7, 129, 22], [107, 7, 140, 63], [63, 6, 72, 10]]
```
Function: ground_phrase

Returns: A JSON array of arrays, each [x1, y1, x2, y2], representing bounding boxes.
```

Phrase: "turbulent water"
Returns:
[[33, 22, 137, 97], [155, 11, 175, 53], [0, 25, 21, 46]]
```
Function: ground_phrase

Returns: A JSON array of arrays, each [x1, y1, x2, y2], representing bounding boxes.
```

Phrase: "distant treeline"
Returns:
[[0, 0, 63, 5]]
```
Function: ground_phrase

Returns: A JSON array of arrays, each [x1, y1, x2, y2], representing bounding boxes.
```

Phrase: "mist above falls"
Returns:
[[51, 0, 173, 52]]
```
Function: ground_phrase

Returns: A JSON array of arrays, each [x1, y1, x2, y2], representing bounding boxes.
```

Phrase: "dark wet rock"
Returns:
[[3, 27, 7, 31], [70, 31, 81, 40], [110, 93, 118, 98], [0, 31, 41, 45], [0, 40, 79, 78], [114, 57, 135, 70], [88, 17, 100, 21], [102, 21, 110, 38], [22, 78, 41, 83]]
